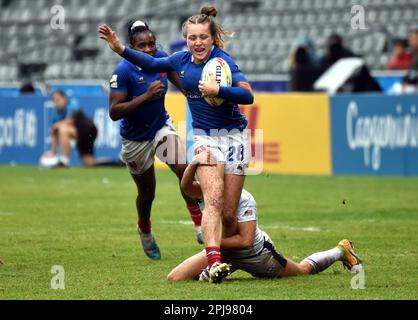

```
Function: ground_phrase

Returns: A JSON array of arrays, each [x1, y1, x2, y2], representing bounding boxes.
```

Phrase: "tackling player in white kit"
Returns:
[[167, 150, 363, 283]]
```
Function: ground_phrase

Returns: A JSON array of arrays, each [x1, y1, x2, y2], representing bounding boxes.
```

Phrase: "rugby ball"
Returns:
[[201, 57, 232, 107], [39, 154, 59, 168]]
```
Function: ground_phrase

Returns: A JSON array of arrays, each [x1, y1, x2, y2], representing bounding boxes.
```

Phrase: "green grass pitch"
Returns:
[[0, 165, 417, 299]]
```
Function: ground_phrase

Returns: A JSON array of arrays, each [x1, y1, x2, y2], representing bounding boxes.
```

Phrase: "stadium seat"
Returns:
[[1, 0, 417, 80], [44, 64, 62, 79]]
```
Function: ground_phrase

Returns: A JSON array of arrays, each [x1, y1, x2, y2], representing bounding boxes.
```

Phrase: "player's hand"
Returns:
[[98, 24, 125, 55], [198, 71, 220, 97], [144, 81, 165, 100], [191, 150, 217, 166]]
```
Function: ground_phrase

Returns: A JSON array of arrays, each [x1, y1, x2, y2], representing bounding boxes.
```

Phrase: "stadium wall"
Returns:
[[0, 95, 120, 166], [330, 94, 418, 176], [1, 93, 417, 176], [240, 93, 332, 175]]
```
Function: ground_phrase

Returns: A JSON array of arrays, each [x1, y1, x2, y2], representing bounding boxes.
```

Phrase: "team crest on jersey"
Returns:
[[128, 161, 138, 170], [138, 76, 145, 83], [180, 70, 185, 78], [110, 74, 118, 88]]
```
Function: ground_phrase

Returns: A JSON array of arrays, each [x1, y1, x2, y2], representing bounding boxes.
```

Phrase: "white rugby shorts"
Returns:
[[223, 234, 288, 277], [193, 130, 251, 175], [120, 117, 180, 175]]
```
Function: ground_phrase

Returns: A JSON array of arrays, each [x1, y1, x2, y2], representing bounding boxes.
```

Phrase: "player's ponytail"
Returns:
[[200, 6, 217, 18], [182, 6, 233, 49]]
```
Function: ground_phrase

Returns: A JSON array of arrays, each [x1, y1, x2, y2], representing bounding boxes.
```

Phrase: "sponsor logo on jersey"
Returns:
[[187, 91, 203, 99], [110, 74, 118, 88]]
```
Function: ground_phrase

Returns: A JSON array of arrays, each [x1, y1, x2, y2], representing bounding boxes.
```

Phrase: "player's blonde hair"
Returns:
[[182, 6, 233, 49]]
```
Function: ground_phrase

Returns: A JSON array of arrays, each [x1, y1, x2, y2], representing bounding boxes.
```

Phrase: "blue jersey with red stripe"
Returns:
[[110, 50, 169, 141]]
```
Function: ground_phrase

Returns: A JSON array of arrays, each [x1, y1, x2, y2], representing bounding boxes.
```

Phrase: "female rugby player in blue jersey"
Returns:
[[99, 7, 254, 282], [108, 20, 203, 261]]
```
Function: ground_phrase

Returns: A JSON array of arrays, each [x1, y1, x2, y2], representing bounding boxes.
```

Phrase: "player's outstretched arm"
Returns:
[[98, 24, 125, 54], [99, 24, 174, 73]]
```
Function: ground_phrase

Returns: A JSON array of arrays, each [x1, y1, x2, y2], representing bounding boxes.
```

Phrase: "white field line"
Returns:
[[261, 225, 323, 232], [160, 220, 324, 232], [0, 211, 15, 216]]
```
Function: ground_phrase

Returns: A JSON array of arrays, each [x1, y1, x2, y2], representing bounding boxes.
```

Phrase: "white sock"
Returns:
[[59, 156, 70, 166], [195, 225, 202, 234], [302, 247, 343, 274]]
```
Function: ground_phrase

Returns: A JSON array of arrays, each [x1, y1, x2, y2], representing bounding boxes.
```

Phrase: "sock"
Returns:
[[206, 246, 222, 268], [187, 205, 202, 227], [302, 247, 343, 274], [195, 225, 202, 235], [59, 155, 70, 166], [137, 218, 151, 234]]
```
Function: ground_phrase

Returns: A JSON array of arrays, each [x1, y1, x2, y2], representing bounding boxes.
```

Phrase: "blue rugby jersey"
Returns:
[[122, 46, 250, 135], [110, 50, 169, 141]]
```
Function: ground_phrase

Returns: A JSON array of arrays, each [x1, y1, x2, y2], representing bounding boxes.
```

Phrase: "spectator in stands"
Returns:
[[408, 29, 418, 72], [40, 91, 98, 168], [289, 36, 321, 91], [386, 39, 412, 70], [317, 33, 380, 93], [319, 33, 356, 73], [19, 82, 35, 95]]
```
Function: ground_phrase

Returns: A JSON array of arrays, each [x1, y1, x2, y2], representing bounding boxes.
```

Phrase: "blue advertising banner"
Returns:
[[330, 94, 418, 176], [0, 96, 45, 164], [0, 95, 120, 166]]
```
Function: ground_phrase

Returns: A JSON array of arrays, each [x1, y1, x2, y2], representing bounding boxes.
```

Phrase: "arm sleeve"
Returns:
[[237, 206, 258, 223], [155, 50, 168, 58], [217, 86, 254, 104], [121, 47, 176, 72], [110, 64, 129, 93]]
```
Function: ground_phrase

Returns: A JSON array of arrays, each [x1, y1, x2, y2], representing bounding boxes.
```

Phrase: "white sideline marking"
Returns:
[[261, 225, 322, 232], [160, 220, 322, 232], [160, 220, 193, 225], [0, 211, 15, 216]]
